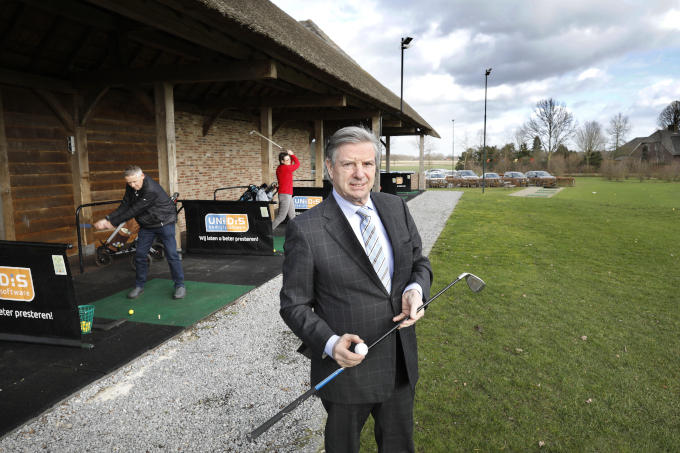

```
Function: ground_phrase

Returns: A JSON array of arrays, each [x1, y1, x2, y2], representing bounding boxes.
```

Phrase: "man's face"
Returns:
[[125, 173, 145, 191], [281, 155, 291, 165], [326, 141, 376, 205]]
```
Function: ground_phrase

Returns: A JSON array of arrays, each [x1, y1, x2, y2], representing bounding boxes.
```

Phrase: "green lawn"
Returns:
[[361, 178, 680, 452]]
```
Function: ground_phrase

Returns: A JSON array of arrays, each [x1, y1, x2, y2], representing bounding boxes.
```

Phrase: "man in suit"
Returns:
[[280, 126, 432, 453]]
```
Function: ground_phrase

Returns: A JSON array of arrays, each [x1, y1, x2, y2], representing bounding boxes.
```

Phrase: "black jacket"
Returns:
[[107, 176, 176, 228]]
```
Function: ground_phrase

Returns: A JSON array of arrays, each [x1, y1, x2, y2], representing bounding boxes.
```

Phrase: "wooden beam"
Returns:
[[73, 60, 277, 87], [260, 107, 274, 185], [0, 68, 75, 94], [33, 89, 75, 134], [80, 87, 109, 126], [385, 135, 391, 172], [154, 82, 177, 194], [282, 109, 380, 121], [84, 0, 253, 59], [206, 94, 346, 110], [260, 107, 275, 220], [276, 64, 329, 94], [127, 28, 203, 61], [0, 88, 15, 240], [382, 127, 418, 136], [23, 0, 118, 30], [371, 115, 381, 192], [314, 120, 324, 186], [382, 120, 402, 128], [202, 107, 226, 137], [129, 87, 154, 117], [73, 127, 93, 242], [418, 134, 425, 190]]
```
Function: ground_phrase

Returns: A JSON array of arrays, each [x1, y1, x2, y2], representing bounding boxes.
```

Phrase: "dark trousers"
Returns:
[[321, 337, 415, 453], [135, 223, 184, 288]]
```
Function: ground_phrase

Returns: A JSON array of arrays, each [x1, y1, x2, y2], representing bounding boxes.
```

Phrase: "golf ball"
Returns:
[[128, 309, 134, 315], [355, 343, 368, 356]]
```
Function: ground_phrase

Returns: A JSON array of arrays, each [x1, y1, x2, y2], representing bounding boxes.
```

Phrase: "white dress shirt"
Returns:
[[323, 189, 423, 358]]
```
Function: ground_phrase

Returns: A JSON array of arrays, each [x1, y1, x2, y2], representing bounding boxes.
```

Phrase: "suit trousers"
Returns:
[[321, 335, 415, 453]]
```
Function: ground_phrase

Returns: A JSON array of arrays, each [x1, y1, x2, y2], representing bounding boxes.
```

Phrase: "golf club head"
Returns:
[[249, 130, 256, 135], [464, 273, 485, 292]]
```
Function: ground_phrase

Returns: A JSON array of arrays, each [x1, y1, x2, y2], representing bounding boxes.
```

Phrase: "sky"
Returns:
[[270, 0, 680, 156]]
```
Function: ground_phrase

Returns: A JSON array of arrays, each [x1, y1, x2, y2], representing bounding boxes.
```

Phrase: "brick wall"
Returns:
[[174, 112, 313, 230]]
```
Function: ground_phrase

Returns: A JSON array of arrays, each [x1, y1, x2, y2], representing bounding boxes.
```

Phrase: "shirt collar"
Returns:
[[331, 189, 375, 219]]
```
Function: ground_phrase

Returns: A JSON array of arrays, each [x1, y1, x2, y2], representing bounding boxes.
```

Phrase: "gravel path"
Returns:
[[0, 190, 462, 453]]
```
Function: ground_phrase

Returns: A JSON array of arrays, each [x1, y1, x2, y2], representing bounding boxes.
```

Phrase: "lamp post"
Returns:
[[451, 119, 455, 173], [400, 36, 413, 113], [482, 67, 492, 193]]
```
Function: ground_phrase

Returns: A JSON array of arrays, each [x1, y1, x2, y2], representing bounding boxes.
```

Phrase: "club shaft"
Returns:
[[367, 274, 466, 350], [250, 130, 283, 149]]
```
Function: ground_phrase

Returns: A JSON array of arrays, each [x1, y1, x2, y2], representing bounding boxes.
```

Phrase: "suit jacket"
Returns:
[[279, 191, 432, 404]]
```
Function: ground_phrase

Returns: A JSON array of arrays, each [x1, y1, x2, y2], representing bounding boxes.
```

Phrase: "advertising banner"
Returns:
[[292, 186, 330, 213], [183, 200, 274, 255], [0, 241, 81, 344]]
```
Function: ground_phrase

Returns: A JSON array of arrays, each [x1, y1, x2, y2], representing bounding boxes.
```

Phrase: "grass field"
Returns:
[[360, 178, 680, 452]]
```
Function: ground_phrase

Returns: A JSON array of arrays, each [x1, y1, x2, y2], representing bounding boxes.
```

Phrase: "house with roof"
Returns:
[[0, 0, 438, 251], [617, 129, 680, 163]]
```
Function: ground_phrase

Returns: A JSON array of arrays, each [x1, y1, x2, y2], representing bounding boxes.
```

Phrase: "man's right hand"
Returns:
[[93, 218, 114, 230], [332, 333, 366, 368]]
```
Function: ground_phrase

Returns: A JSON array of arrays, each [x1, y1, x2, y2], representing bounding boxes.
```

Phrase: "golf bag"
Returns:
[[239, 183, 278, 202]]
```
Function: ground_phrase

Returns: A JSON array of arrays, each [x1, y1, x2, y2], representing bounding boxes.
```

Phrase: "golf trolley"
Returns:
[[93, 192, 180, 270]]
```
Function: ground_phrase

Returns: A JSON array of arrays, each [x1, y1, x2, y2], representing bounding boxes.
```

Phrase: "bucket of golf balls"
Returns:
[[78, 304, 95, 334]]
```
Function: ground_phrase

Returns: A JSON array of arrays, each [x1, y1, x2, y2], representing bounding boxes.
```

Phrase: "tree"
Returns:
[[606, 113, 631, 152], [531, 136, 542, 154], [657, 100, 680, 132], [523, 98, 576, 162], [575, 121, 606, 169]]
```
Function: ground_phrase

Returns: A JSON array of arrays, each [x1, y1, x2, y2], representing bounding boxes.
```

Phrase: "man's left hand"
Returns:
[[393, 289, 424, 328]]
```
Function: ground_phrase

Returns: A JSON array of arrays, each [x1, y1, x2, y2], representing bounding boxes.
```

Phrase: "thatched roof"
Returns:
[[197, 0, 439, 137]]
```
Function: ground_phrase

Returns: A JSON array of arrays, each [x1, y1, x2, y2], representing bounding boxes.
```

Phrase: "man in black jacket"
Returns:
[[94, 165, 185, 299]]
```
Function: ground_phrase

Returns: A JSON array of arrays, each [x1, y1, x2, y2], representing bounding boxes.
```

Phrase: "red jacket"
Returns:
[[276, 154, 300, 195]]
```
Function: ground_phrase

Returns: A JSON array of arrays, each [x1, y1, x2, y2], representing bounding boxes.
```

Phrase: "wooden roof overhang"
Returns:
[[0, 0, 438, 138]]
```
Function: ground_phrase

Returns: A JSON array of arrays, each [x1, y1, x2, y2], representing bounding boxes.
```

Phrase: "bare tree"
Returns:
[[575, 121, 606, 168], [606, 113, 631, 152], [657, 100, 680, 132], [523, 98, 576, 161]]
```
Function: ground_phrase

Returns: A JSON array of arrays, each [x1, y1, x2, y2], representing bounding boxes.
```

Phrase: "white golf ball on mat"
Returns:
[[355, 343, 368, 356]]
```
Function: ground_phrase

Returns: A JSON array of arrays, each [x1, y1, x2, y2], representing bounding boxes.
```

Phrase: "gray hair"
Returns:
[[123, 165, 143, 177], [325, 126, 379, 165]]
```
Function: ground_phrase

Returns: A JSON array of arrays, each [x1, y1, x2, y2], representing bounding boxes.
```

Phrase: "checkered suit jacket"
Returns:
[[280, 191, 432, 404]]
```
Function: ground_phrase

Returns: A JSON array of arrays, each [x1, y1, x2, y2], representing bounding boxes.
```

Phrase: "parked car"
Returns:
[[482, 172, 502, 187], [445, 170, 462, 186], [457, 169, 480, 187], [502, 171, 528, 187], [426, 170, 447, 188], [525, 170, 557, 187]]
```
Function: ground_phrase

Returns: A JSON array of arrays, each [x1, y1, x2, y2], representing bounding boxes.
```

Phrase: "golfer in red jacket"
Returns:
[[272, 149, 300, 230]]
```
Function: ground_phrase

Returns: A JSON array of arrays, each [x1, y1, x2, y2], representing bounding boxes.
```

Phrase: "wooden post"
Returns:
[[260, 107, 274, 219], [0, 89, 15, 240], [154, 82, 177, 193], [371, 115, 381, 192], [418, 134, 425, 190], [72, 94, 93, 244], [154, 82, 180, 247], [314, 120, 324, 186], [385, 136, 391, 172]]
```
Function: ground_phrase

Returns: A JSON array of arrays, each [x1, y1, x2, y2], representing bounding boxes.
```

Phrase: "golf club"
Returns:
[[247, 272, 485, 441], [249, 130, 284, 149]]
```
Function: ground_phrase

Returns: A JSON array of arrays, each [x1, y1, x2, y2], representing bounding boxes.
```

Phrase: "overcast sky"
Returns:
[[270, 0, 680, 156]]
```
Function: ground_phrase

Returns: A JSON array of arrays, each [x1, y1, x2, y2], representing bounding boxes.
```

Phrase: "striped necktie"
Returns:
[[356, 206, 391, 292]]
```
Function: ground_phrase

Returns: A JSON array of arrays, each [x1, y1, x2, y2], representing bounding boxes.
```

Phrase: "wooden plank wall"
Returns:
[[1, 87, 158, 253], [3, 87, 75, 244], [87, 88, 158, 236]]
